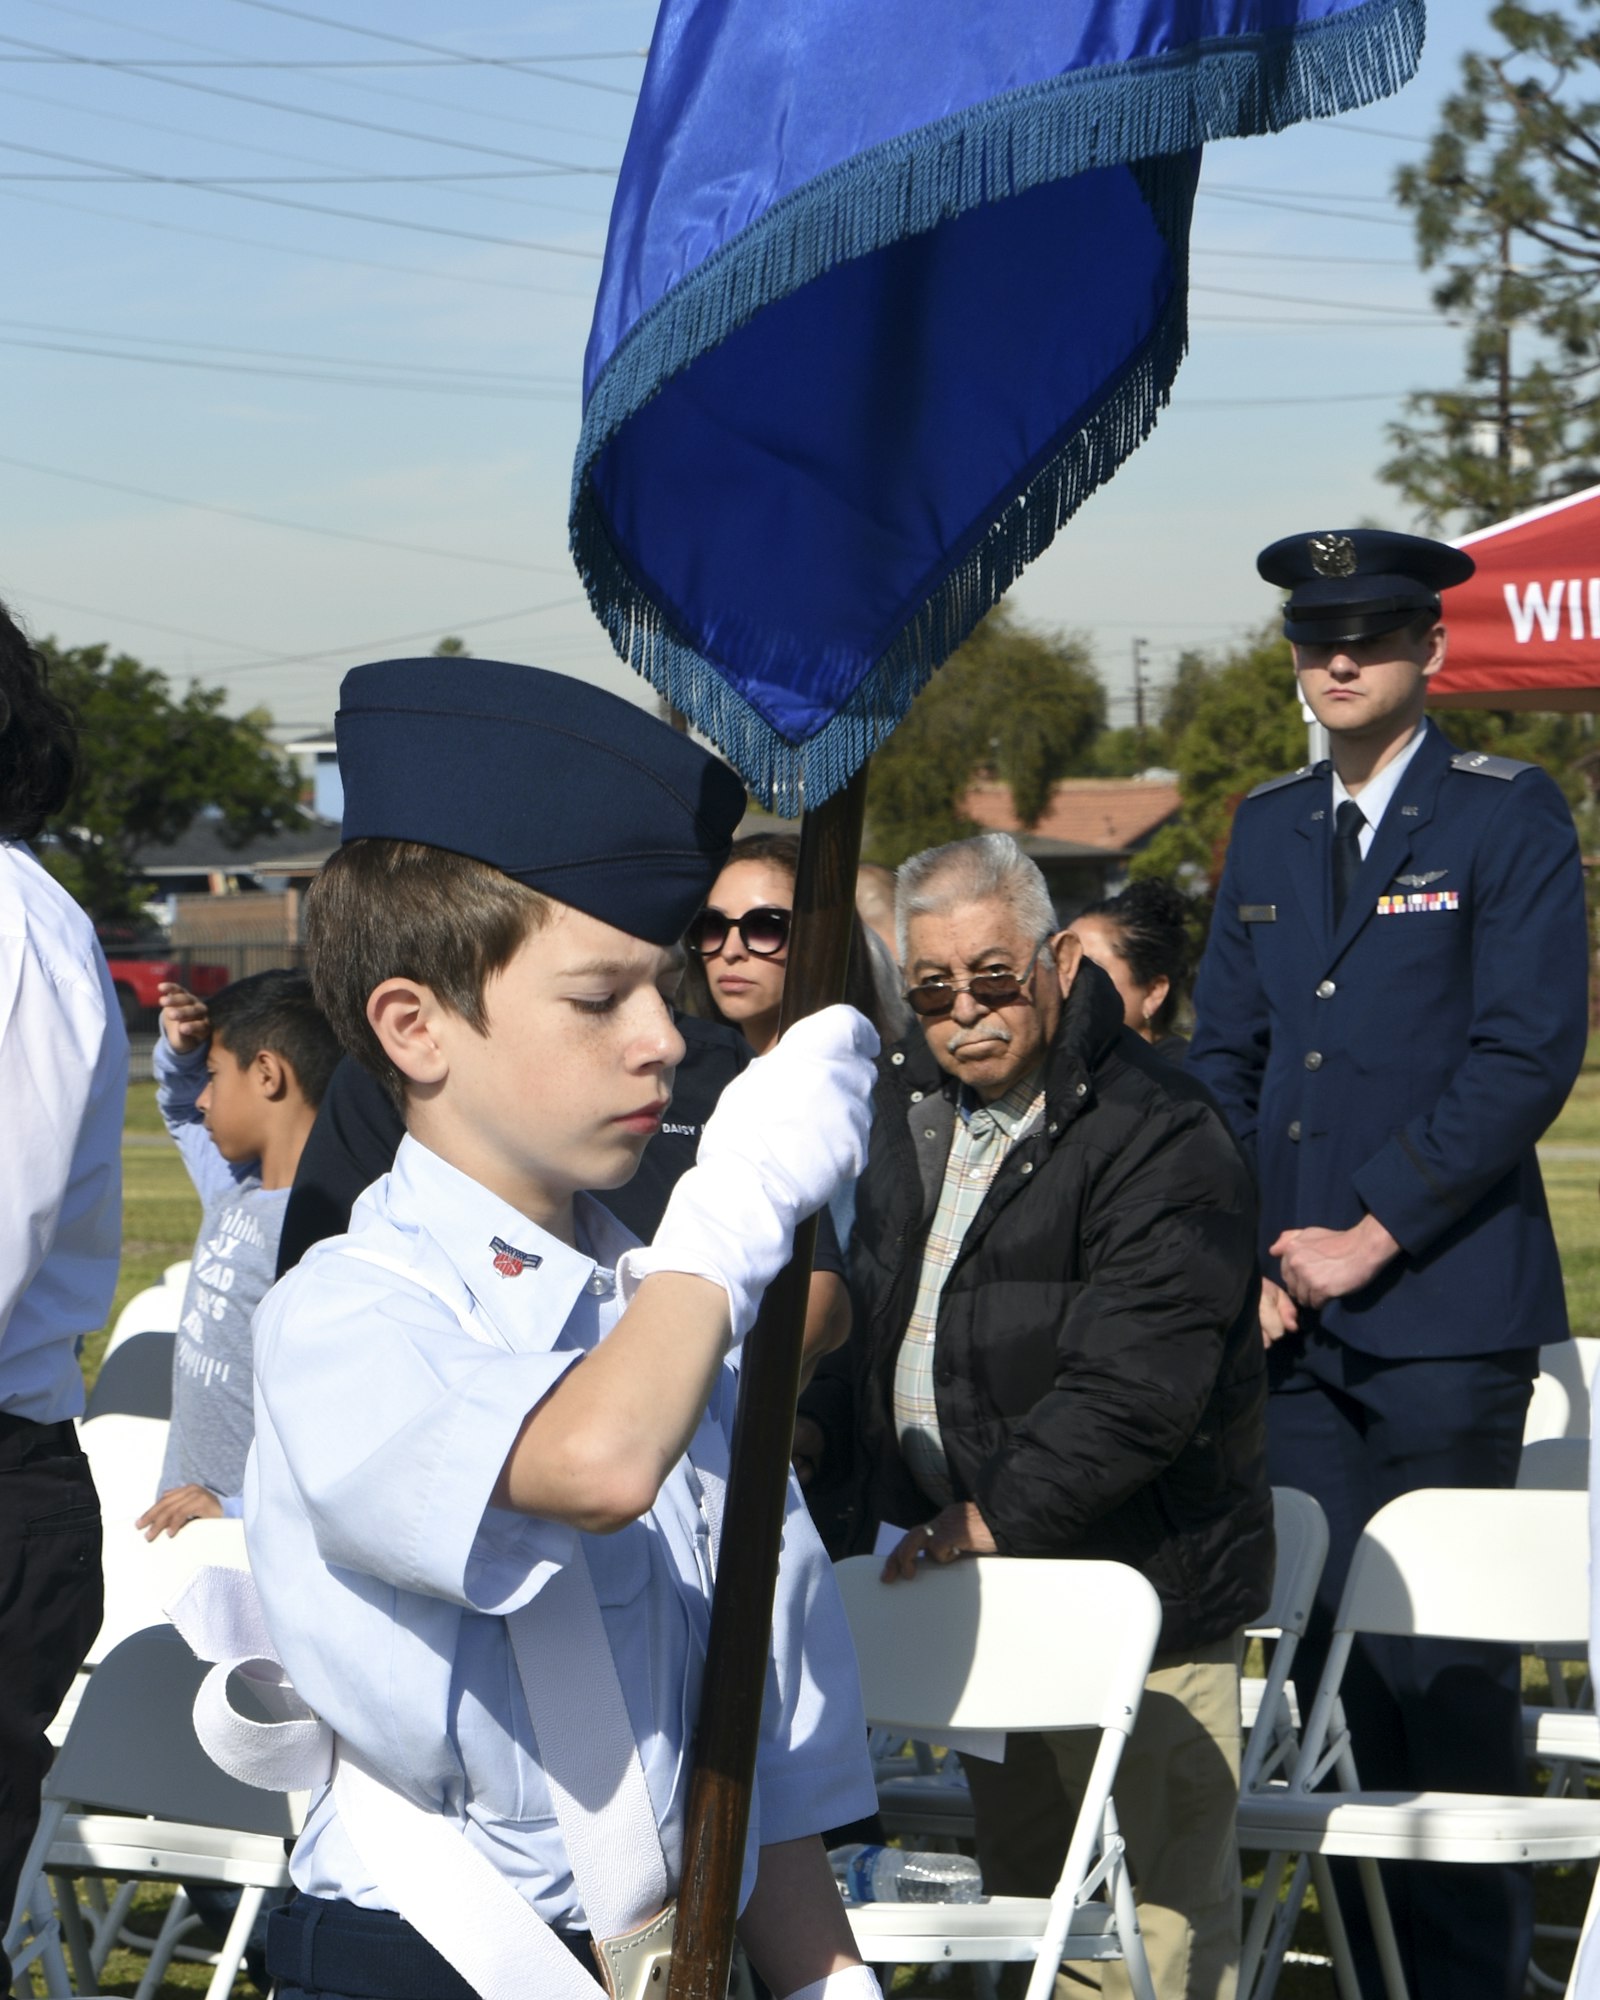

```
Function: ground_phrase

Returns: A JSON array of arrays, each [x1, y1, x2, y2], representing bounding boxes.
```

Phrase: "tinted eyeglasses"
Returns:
[[905, 940, 1050, 1019], [684, 905, 792, 959]]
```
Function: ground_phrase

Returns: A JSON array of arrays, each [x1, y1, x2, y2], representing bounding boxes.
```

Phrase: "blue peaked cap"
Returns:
[[334, 659, 747, 946], [1258, 529, 1476, 645]]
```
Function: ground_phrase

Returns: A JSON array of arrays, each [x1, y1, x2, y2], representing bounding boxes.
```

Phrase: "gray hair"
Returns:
[[895, 832, 1056, 964]]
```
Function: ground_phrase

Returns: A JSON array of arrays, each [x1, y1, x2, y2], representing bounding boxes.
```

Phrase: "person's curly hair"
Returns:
[[0, 599, 77, 841]]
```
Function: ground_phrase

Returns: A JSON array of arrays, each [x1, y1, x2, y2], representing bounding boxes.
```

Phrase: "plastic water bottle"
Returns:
[[829, 1843, 984, 1904]]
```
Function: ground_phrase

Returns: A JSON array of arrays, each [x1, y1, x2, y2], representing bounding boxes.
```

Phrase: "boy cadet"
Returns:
[[138, 970, 339, 1538], [239, 660, 882, 2000], [1188, 530, 1588, 2000]]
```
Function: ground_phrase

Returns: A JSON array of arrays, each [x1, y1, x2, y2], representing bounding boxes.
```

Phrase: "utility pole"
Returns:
[[1131, 636, 1149, 760]]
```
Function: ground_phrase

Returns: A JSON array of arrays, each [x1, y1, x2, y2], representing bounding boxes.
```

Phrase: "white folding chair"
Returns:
[[101, 1274, 187, 1361], [1525, 1341, 1595, 1445], [1236, 1489, 1367, 2000], [4, 1623, 298, 2000], [833, 1555, 1161, 2000], [1236, 1487, 1600, 2000]]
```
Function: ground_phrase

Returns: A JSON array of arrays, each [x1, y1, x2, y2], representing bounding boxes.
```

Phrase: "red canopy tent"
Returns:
[[1429, 480, 1600, 711]]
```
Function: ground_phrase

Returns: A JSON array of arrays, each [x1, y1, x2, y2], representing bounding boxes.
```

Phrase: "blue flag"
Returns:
[[572, 0, 1424, 812]]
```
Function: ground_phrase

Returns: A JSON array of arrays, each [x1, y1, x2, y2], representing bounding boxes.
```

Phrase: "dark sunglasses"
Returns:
[[905, 940, 1050, 1019], [684, 904, 792, 959]]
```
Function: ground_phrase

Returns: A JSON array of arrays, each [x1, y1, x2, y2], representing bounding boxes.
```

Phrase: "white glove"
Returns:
[[617, 1003, 878, 1343], [783, 1970, 884, 2000]]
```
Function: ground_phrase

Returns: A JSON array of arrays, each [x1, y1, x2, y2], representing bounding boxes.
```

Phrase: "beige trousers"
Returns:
[[961, 1633, 1244, 2000]]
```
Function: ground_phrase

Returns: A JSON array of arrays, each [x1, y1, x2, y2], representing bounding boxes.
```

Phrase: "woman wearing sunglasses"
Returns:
[[681, 834, 900, 1405], [682, 833, 901, 1055]]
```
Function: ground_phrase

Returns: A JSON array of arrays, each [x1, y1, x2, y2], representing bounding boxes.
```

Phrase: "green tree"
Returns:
[[39, 640, 305, 920], [432, 635, 471, 657], [1134, 625, 1309, 887], [863, 607, 1105, 863], [1382, 1, 1600, 529]]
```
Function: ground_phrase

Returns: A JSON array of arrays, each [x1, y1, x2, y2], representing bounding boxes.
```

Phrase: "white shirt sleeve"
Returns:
[[0, 928, 99, 1342]]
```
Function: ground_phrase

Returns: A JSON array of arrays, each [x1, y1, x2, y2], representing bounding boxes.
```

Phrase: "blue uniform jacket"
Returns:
[[1189, 722, 1587, 1361]]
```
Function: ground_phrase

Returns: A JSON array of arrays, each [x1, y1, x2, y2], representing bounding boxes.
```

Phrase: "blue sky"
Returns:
[[0, 2, 1498, 741]]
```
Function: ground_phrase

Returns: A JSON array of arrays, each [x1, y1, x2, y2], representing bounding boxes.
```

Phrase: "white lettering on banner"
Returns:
[[1502, 579, 1600, 645], [1505, 580, 1566, 643]]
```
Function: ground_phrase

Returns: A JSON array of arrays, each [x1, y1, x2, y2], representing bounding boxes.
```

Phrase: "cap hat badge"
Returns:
[[1309, 532, 1358, 577]]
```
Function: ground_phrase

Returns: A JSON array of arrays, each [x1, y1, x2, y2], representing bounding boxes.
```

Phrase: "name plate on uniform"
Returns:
[[1239, 904, 1277, 924]]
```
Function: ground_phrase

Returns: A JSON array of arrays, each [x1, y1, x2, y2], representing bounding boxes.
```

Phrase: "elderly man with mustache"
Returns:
[[838, 831, 1272, 2000]]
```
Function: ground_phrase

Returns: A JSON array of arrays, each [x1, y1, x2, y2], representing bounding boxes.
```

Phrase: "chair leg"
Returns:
[[131, 1885, 193, 2000], [90, 1879, 139, 1976], [1352, 1857, 1411, 2000], [51, 1876, 95, 1995], [1239, 1848, 1292, 1999], [1109, 1854, 1157, 2000], [205, 1884, 265, 2000], [1308, 1855, 1363, 2000]]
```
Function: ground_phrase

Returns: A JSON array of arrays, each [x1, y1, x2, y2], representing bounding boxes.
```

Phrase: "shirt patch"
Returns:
[[1376, 891, 1460, 916], [490, 1235, 543, 1278]]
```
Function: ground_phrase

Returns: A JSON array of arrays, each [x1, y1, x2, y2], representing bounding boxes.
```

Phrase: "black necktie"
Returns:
[[1332, 798, 1365, 926]]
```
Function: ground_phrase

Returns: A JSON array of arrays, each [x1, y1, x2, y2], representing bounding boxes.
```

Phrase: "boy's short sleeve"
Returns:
[[253, 1254, 582, 1613]]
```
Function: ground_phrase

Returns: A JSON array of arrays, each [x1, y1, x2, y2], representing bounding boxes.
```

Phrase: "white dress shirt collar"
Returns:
[[1331, 717, 1431, 858]]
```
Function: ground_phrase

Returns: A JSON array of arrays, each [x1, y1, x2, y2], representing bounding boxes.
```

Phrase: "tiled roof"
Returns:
[[961, 777, 1182, 854]]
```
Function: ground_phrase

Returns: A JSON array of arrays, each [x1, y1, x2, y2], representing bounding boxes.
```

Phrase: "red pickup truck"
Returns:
[[95, 925, 230, 1029]]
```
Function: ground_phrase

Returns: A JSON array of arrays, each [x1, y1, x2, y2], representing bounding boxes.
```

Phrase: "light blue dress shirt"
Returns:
[[0, 840, 126, 1421], [246, 1134, 874, 1930]]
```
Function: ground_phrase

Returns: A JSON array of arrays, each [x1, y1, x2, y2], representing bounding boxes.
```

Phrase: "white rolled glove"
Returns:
[[616, 1003, 878, 1344], [782, 1970, 883, 2000]]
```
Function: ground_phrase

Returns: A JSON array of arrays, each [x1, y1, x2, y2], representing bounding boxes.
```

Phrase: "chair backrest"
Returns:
[[45, 1624, 296, 1838], [832, 1556, 1161, 1736], [1517, 1437, 1590, 1492], [1525, 1341, 1592, 1443], [85, 1331, 176, 1424], [92, 1512, 250, 1669], [1336, 1488, 1589, 1651], [103, 1280, 185, 1361], [1248, 1488, 1329, 1642]]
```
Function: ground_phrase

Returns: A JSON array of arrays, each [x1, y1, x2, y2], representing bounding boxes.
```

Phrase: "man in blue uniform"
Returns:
[[1189, 529, 1589, 2000]]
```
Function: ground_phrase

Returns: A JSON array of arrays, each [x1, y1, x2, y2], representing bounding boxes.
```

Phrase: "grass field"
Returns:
[[60, 1061, 1600, 1996]]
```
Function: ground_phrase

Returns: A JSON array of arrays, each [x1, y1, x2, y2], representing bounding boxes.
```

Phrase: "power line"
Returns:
[[209, 594, 587, 675], [1203, 177, 1401, 204], [0, 451, 570, 576], [0, 315, 566, 385], [0, 52, 646, 69], [1200, 188, 1414, 228], [0, 330, 576, 398], [0, 136, 606, 255], [20, 0, 625, 149], [1190, 281, 1440, 318], [16, 587, 279, 658], [0, 74, 615, 225], [3, 168, 598, 185], [1192, 244, 1416, 269], [0, 184, 593, 297], [221, 0, 642, 98], [0, 30, 620, 172]]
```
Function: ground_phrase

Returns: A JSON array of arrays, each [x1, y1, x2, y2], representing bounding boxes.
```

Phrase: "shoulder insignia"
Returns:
[[1245, 765, 1318, 800], [1450, 750, 1534, 782]]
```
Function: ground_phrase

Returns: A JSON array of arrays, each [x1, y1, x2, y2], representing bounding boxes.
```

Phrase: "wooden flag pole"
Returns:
[[667, 763, 871, 2000]]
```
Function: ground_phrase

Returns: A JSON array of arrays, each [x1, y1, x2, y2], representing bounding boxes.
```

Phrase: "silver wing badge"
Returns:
[[1393, 870, 1447, 888]]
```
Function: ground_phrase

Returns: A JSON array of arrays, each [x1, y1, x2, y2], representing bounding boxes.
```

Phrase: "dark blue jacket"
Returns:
[[1188, 721, 1587, 1361]]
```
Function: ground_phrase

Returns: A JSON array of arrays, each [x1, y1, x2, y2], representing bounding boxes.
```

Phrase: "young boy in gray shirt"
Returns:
[[138, 968, 339, 1537]]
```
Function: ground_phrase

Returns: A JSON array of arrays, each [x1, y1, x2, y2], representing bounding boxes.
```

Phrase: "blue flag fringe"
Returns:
[[572, 0, 1425, 811]]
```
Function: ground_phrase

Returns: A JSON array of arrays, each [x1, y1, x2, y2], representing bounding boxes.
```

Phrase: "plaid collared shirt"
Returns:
[[892, 1068, 1046, 1506]]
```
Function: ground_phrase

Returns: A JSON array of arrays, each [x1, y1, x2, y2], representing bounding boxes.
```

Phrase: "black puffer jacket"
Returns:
[[849, 960, 1274, 1653]]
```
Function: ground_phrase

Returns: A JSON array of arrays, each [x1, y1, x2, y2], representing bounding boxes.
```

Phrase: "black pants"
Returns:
[[0, 1415, 102, 1984], [267, 1894, 600, 1998], [1267, 1331, 1537, 2000]]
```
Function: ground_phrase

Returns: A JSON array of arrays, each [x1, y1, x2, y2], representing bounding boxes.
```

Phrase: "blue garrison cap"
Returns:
[[335, 659, 746, 946], [1257, 529, 1475, 644]]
